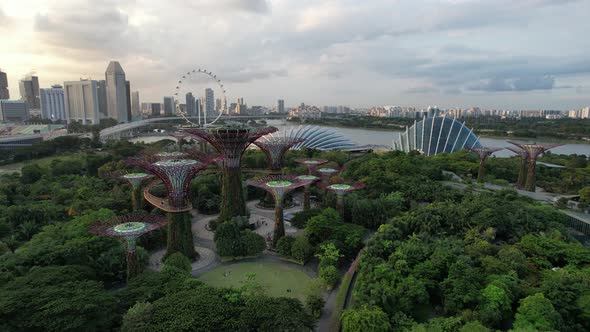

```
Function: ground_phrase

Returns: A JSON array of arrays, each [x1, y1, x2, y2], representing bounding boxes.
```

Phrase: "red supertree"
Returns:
[[505, 146, 529, 189], [508, 141, 563, 192], [254, 135, 305, 173], [101, 171, 154, 211], [466, 146, 503, 183], [90, 213, 167, 280], [124, 153, 218, 259], [295, 158, 328, 175], [183, 125, 278, 222], [326, 182, 366, 215], [246, 175, 313, 246]]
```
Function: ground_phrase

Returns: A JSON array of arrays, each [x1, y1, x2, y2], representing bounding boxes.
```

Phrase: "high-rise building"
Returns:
[[131, 91, 140, 117], [0, 70, 9, 99], [163, 96, 175, 116], [277, 99, 285, 113], [64, 80, 101, 125], [0, 100, 29, 122], [186, 92, 196, 116], [97, 80, 108, 117], [204, 88, 214, 115], [215, 98, 221, 113], [105, 61, 129, 123], [151, 103, 161, 116], [125, 81, 132, 121], [19, 75, 40, 109], [236, 97, 246, 115], [40, 84, 66, 121]]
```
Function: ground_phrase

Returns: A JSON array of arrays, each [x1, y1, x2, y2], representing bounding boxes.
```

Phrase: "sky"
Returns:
[[1, 0, 589, 109]]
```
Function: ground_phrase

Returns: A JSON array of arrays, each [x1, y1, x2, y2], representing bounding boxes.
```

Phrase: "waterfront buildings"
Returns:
[[204, 88, 214, 115], [40, 84, 66, 121], [163, 96, 174, 116], [151, 103, 161, 116], [105, 61, 129, 123], [278, 99, 285, 113], [63, 80, 101, 125], [186, 93, 196, 116], [0, 100, 29, 122], [0, 70, 9, 99]]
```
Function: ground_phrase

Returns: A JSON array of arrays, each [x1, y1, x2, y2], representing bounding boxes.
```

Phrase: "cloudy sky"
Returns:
[[1, 0, 589, 109]]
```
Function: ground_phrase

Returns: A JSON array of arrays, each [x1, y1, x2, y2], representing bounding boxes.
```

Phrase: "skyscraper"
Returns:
[[163, 96, 175, 116], [64, 80, 101, 125], [278, 99, 285, 113], [215, 98, 221, 113], [125, 81, 132, 121], [204, 88, 214, 115], [186, 92, 196, 116], [131, 91, 140, 117], [0, 100, 29, 122], [105, 61, 129, 123], [19, 75, 40, 109], [151, 103, 161, 116], [40, 84, 66, 121], [0, 70, 9, 99], [97, 80, 108, 117], [236, 97, 246, 115]]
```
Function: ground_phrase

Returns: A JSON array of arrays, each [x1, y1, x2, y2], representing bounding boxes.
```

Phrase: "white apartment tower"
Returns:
[[105, 61, 129, 123], [40, 84, 66, 121], [64, 80, 101, 125]]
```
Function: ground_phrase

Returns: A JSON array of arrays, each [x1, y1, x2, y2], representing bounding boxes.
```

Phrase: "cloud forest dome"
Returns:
[[271, 125, 356, 151], [394, 116, 482, 156]]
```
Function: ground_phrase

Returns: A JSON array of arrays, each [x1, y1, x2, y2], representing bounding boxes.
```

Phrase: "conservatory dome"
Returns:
[[260, 125, 356, 151]]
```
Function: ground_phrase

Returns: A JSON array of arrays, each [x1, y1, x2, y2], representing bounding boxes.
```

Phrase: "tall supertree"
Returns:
[[326, 182, 366, 215], [254, 135, 305, 173], [246, 175, 312, 246], [169, 132, 188, 149], [317, 167, 340, 206], [508, 141, 563, 192], [154, 151, 187, 160], [125, 155, 216, 259], [90, 213, 167, 280], [121, 173, 153, 211], [183, 125, 278, 222], [506, 146, 529, 189], [295, 158, 328, 175], [297, 174, 319, 210], [466, 146, 503, 183]]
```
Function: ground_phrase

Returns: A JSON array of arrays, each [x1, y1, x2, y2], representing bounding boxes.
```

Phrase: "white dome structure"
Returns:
[[259, 125, 356, 151]]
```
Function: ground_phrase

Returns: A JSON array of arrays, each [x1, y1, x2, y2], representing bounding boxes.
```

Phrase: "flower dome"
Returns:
[[264, 125, 356, 151]]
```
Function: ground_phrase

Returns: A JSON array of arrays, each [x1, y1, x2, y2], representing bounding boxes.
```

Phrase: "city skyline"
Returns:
[[1, 0, 590, 109]]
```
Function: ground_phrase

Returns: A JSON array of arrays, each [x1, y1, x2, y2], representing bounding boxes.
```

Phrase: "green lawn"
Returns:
[[199, 262, 313, 301]]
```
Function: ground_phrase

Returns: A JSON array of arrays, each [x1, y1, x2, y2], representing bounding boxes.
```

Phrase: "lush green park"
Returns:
[[199, 261, 313, 301]]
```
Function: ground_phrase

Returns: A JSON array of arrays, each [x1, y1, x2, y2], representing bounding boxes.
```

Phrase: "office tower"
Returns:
[[63, 80, 100, 125], [40, 84, 66, 121], [278, 99, 285, 113], [204, 88, 214, 115], [0, 70, 9, 99], [0, 100, 29, 122], [236, 97, 246, 115], [131, 91, 140, 117], [196, 98, 202, 118], [97, 80, 108, 117], [19, 75, 40, 108], [105, 61, 129, 123], [151, 103, 161, 116], [186, 92, 196, 116], [215, 98, 221, 112], [229, 103, 237, 114], [163, 96, 174, 116], [125, 81, 132, 121]]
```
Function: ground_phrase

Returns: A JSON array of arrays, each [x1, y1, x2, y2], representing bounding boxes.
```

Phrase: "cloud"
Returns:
[[405, 86, 439, 94], [468, 76, 555, 92]]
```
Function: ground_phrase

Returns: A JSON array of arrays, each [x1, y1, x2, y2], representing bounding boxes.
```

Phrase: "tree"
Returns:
[[316, 242, 343, 268], [276, 235, 296, 257], [241, 230, 265, 256], [121, 302, 154, 332], [319, 264, 339, 288], [341, 305, 392, 332], [162, 252, 192, 276], [477, 282, 512, 327], [513, 293, 562, 331], [580, 186, 590, 204], [291, 235, 314, 263], [305, 279, 326, 320], [459, 321, 491, 332], [20, 163, 45, 184]]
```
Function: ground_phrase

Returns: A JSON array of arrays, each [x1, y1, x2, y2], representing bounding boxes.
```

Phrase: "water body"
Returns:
[[130, 119, 590, 157]]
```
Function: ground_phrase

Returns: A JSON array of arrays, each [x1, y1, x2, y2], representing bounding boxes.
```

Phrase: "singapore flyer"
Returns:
[[173, 68, 228, 127]]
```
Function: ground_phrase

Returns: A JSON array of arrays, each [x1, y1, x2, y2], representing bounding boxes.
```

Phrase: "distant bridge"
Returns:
[[100, 115, 287, 140]]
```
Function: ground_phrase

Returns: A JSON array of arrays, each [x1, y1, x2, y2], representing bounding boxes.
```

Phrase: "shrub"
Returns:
[[290, 208, 322, 229], [291, 236, 314, 264], [121, 302, 154, 332], [163, 253, 192, 275], [276, 236, 296, 257], [319, 264, 339, 288], [241, 230, 265, 256]]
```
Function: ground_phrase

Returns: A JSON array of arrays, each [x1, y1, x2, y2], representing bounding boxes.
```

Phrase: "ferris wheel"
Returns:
[[173, 68, 228, 127]]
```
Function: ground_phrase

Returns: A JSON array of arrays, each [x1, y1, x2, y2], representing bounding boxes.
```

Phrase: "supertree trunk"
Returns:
[[219, 167, 247, 222], [303, 185, 311, 211], [273, 202, 285, 247], [525, 158, 537, 192], [477, 159, 486, 183], [166, 212, 197, 260], [517, 158, 527, 189], [336, 193, 345, 215], [126, 250, 140, 280], [131, 188, 142, 211]]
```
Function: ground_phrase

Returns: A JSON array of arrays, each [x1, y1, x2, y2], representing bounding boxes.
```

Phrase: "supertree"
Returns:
[[254, 135, 305, 173], [154, 151, 187, 160], [326, 182, 366, 215], [466, 146, 503, 183], [246, 175, 312, 246], [183, 125, 278, 222], [505, 146, 529, 189], [125, 155, 217, 259], [120, 173, 153, 211], [295, 158, 328, 175], [508, 141, 563, 192], [169, 132, 188, 149], [90, 213, 167, 280], [317, 167, 340, 206], [296, 175, 319, 210]]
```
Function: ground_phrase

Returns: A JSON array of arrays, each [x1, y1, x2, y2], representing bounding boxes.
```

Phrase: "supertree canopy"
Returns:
[[506, 146, 529, 189], [154, 151, 187, 160], [466, 146, 503, 183], [183, 124, 278, 222], [326, 182, 366, 215], [247, 175, 312, 246], [295, 158, 328, 175], [317, 167, 340, 206], [90, 213, 167, 280], [254, 135, 305, 172], [169, 132, 188, 148], [508, 141, 563, 192], [121, 173, 153, 211], [297, 174, 319, 210], [125, 154, 217, 259]]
